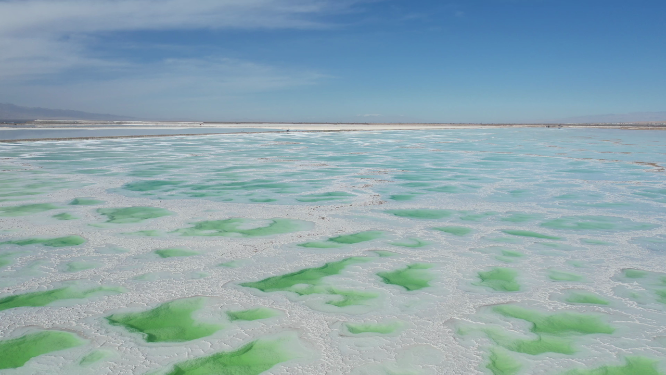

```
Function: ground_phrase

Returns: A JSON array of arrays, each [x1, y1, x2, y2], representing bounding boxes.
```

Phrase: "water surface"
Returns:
[[0, 128, 664, 374]]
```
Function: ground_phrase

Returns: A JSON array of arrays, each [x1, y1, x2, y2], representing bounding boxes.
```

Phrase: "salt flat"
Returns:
[[0, 128, 664, 374]]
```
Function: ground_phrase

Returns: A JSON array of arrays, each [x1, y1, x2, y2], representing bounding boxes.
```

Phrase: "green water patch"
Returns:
[[219, 260, 245, 268], [565, 291, 610, 305], [377, 264, 433, 291], [185, 192, 232, 200], [475, 247, 524, 261], [345, 321, 403, 335], [165, 335, 302, 375], [296, 241, 342, 248], [0, 203, 59, 217], [541, 216, 657, 231], [175, 218, 309, 237], [65, 261, 98, 272], [98, 206, 173, 223], [155, 248, 198, 258], [390, 238, 429, 248], [0, 174, 79, 203], [227, 307, 280, 321], [461, 304, 615, 358], [493, 304, 614, 335], [80, 350, 113, 366], [549, 270, 584, 282], [0, 331, 84, 370], [487, 236, 523, 244], [389, 194, 415, 201], [386, 209, 453, 219], [299, 231, 382, 248], [615, 269, 666, 306], [241, 257, 369, 293], [0, 235, 86, 247], [107, 297, 223, 343], [486, 347, 522, 375], [496, 249, 524, 263], [459, 212, 496, 221], [508, 189, 531, 198], [330, 231, 383, 244], [501, 250, 523, 258], [123, 180, 182, 191], [0, 286, 122, 311], [191, 180, 295, 193], [624, 269, 648, 278], [240, 258, 377, 308], [564, 356, 663, 375], [373, 250, 396, 257], [501, 213, 543, 223], [326, 289, 378, 307], [434, 226, 472, 236], [249, 198, 277, 203], [502, 230, 562, 240], [296, 192, 355, 202], [0, 254, 11, 268], [133, 273, 158, 281], [467, 326, 575, 355], [475, 268, 520, 292], [69, 197, 104, 205], [53, 212, 77, 220]]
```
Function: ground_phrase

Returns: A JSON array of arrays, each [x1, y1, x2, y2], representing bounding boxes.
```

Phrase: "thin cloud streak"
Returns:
[[0, 0, 352, 114], [0, 0, 355, 80], [0, 0, 346, 35]]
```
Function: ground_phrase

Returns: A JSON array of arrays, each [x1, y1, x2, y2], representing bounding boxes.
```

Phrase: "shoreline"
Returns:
[[0, 123, 664, 143]]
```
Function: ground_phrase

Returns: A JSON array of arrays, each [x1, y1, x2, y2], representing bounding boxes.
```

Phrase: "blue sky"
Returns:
[[0, 0, 664, 122]]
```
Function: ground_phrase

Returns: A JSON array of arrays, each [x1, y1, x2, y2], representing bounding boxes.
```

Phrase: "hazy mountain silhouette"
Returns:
[[0, 103, 132, 121], [3, 102, 665, 124]]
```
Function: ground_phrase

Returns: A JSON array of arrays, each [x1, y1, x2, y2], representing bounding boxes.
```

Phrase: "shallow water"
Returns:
[[0, 128, 664, 374], [0, 127, 280, 140]]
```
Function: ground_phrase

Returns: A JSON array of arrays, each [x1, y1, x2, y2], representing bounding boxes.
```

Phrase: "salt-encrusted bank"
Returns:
[[0, 128, 664, 374]]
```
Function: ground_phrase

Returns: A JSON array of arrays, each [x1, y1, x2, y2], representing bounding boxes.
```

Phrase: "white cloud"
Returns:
[[0, 0, 345, 36], [0, 0, 352, 81], [0, 0, 353, 113]]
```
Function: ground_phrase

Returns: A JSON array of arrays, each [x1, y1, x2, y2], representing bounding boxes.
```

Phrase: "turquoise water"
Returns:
[[0, 128, 664, 374]]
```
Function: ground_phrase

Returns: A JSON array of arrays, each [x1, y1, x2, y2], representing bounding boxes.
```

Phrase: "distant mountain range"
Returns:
[[552, 111, 666, 124], [1, 102, 665, 124], [0, 103, 132, 121]]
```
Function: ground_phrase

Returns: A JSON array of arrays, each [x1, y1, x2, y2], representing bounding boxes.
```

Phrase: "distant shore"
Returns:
[[0, 120, 664, 142]]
